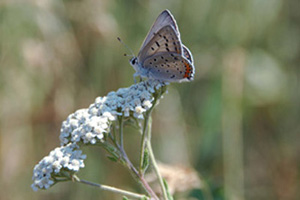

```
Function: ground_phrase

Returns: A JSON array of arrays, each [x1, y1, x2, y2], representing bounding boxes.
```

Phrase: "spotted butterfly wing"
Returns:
[[138, 25, 182, 62], [142, 52, 194, 82], [130, 9, 195, 82], [182, 45, 193, 64], [140, 10, 179, 52]]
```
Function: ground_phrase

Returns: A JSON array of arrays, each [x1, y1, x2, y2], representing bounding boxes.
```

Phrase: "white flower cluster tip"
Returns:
[[31, 143, 86, 191], [60, 80, 167, 145]]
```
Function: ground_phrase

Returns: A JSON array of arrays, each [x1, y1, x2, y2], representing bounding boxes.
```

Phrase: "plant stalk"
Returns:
[[146, 116, 169, 200], [73, 175, 149, 199]]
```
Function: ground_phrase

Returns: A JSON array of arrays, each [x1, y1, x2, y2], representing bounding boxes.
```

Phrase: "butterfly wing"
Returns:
[[142, 52, 194, 82], [138, 25, 182, 62], [182, 44, 194, 64], [140, 10, 179, 52], [133, 10, 195, 82]]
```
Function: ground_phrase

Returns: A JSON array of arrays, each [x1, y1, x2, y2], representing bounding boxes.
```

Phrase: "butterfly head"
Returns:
[[130, 57, 137, 65], [129, 57, 139, 69]]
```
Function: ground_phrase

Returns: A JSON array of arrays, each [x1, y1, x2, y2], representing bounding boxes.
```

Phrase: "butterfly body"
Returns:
[[129, 10, 194, 82]]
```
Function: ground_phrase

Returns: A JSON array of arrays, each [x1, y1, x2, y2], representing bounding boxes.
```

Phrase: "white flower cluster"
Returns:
[[31, 143, 86, 191], [60, 80, 167, 145], [32, 80, 166, 191], [60, 109, 110, 145]]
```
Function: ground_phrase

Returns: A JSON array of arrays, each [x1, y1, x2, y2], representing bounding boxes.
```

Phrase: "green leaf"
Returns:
[[106, 144, 117, 152], [163, 179, 174, 200], [141, 148, 149, 172], [106, 155, 118, 162], [122, 196, 129, 200]]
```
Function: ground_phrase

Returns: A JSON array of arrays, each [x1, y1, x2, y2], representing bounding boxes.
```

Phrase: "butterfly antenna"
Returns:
[[117, 37, 135, 57]]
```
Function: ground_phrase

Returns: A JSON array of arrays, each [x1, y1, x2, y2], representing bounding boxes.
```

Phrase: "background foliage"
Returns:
[[0, 0, 299, 199]]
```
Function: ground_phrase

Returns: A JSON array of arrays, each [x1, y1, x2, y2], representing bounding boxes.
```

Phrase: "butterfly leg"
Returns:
[[133, 73, 139, 83]]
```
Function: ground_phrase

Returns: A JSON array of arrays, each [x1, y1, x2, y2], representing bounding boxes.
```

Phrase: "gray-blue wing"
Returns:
[[182, 44, 194, 64], [140, 10, 179, 52], [138, 25, 182, 63], [141, 52, 194, 82]]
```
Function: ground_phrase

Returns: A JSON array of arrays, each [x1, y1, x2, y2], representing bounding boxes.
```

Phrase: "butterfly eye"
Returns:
[[131, 58, 137, 65]]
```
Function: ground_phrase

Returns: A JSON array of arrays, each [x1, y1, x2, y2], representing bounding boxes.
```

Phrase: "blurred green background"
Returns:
[[0, 0, 299, 199]]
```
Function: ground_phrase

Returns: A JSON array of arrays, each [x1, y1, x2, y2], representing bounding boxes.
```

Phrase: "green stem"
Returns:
[[119, 140, 159, 199], [139, 88, 163, 174], [87, 142, 158, 198], [73, 175, 149, 199], [119, 116, 124, 149], [139, 113, 150, 174], [138, 86, 169, 199], [107, 120, 158, 199], [146, 116, 169, 200], [108, 128, 120, 152], [112, 123, 117, 142], [99, 142, 126, 165]]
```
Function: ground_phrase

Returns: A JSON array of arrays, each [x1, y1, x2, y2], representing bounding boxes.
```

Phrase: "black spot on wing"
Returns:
[[155, 41, 160, 47]]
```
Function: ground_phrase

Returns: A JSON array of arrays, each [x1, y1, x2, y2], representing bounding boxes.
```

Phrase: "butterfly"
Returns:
[[129, 9, 195, 82]]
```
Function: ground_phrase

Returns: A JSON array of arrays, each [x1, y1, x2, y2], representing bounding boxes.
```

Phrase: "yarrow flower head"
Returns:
[[32, 80, 168, 192], [60, 110, 109, 145], [31, 143, 86, 191], [60, 80, 167, 146]]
